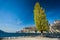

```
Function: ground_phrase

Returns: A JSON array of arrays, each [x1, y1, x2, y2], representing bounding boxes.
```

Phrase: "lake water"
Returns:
[[0, 33, 60, 38]]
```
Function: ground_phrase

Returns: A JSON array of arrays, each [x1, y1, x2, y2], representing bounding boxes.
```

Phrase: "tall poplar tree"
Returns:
[[34, 2, 49, 34]]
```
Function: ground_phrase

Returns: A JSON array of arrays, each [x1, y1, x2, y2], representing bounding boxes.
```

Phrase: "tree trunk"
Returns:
[[41, 30, 43, 37]]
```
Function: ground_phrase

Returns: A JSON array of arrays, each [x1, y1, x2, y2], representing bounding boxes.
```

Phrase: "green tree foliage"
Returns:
[[34, 2, 49, 33]]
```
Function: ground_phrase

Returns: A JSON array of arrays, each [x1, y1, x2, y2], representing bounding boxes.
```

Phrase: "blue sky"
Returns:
[[0, 0, 60, 32]]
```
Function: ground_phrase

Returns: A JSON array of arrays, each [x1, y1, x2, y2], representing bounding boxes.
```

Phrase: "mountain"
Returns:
[[16, 20, 60, 33], [16, 26, 37, 33], [0, 30, 6, 33], [50, 20, 60, 33]]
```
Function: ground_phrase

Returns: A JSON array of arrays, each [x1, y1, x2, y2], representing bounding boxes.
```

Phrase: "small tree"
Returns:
[[34, 2, 49, 34]]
